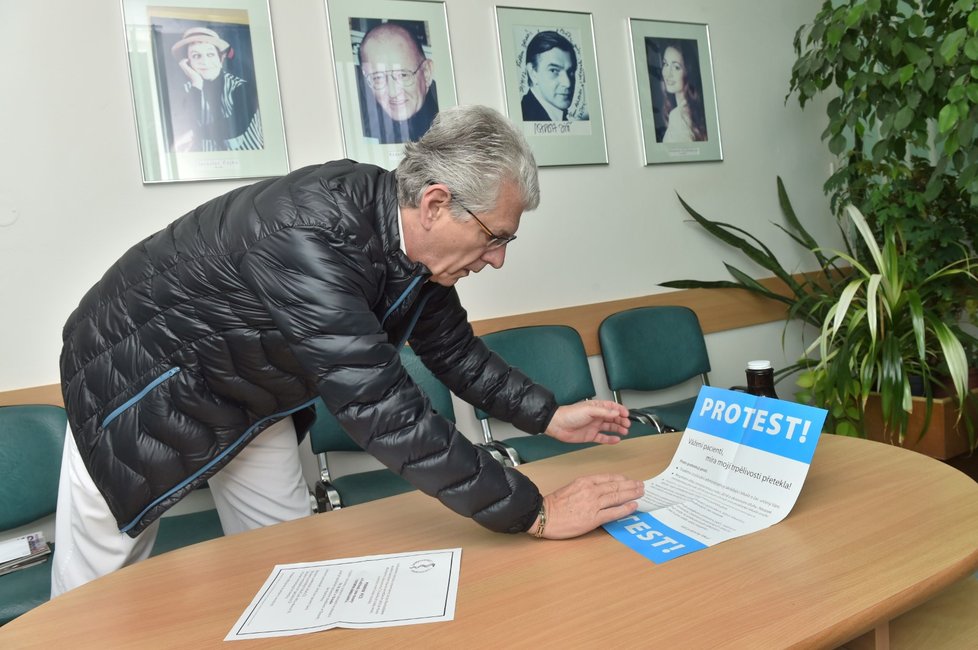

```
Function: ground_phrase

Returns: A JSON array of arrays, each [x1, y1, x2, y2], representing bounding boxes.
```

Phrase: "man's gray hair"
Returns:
[[396, 105, 540, 215]]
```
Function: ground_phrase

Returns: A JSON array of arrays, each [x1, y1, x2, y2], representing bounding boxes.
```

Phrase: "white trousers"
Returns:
[[51, 416, 312, 598]]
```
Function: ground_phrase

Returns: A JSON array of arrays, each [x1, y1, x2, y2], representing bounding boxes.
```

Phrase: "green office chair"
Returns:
[[151, 507, 225, 557], [598, 306, 712, 432], [475, 325, 604, 464], [311, 346, 465, 511], [0, 401, 222, 627], [0, 404, 66, 626]]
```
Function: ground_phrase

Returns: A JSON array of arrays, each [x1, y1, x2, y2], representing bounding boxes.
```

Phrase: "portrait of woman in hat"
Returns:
[[168, 25, 263, 152]]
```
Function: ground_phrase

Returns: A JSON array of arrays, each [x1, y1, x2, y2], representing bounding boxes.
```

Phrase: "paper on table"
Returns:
[[225, 548, 461, 641], [604, 386, 827, 563]]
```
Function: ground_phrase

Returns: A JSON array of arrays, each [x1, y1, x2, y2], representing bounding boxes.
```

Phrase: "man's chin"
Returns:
[[430, 275, 460, 287], [431, 270, 470, 286]]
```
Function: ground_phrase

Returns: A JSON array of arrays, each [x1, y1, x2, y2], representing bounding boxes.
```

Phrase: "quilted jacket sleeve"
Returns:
[[238, 225, 542, 533], [407, 285, 559, 433]]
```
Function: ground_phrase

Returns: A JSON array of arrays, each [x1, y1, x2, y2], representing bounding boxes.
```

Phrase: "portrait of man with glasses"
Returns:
[[353, 19, 440, 144]]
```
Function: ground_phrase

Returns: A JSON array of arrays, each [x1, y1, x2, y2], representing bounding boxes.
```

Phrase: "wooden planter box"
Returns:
[[864, 392, 977, 460]]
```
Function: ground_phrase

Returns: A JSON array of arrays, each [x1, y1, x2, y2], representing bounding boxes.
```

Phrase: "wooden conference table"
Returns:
[[4, 432, 978, 649]]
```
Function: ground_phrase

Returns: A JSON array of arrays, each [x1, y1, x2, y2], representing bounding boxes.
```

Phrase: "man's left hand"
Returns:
[[545, 400, 631, 445]]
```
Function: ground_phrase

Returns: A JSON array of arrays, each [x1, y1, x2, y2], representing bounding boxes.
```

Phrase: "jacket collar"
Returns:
[[378, 170, 430, 284]]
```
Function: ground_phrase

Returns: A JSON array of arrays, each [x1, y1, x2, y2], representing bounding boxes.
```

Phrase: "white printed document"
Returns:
[[0, 537, 30, 564], [604, 386, 827, 563], [225, 548, 461, 641], [0, 531, 52, 577]]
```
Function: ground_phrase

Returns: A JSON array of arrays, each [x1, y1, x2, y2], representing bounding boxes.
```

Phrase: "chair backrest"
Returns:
[[599, 306, 711, 393], [475, 325, 595, 421], [0, 404, 67, 530], [308, 346, 456, 454]]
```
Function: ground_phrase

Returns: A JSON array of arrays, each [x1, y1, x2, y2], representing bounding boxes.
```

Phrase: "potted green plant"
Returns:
[[789, 0, 978, 323], [663, 179, 977, 451]]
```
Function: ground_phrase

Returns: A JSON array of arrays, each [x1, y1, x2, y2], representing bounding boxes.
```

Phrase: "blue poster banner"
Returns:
[[603, 387, 828, 564], [603, 512, 706, 563], [686, 387, 824, 464]]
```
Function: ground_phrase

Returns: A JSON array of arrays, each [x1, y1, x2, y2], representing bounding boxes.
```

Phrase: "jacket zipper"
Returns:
[[120, 396, 319, 534], [382, 275, 423, 324], [101, 367, 182, 429]]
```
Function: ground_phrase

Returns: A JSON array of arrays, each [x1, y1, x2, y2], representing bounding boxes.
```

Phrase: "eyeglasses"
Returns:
[[459, 203, 517, 250], [363, 61, 426, 91]]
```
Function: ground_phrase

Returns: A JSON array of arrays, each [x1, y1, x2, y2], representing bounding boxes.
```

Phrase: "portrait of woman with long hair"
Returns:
[[648, 38, 707, 143]]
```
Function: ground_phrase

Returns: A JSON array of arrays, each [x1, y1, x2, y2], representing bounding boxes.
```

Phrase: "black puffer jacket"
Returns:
[[60, 161, 556, 537]]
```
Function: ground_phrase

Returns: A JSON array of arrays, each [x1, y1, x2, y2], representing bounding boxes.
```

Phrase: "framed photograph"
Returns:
[[325, 0, 457, 169], [629, 19, 722, 165], [121, 0, 289, 183], [495, 7, 607, 167]]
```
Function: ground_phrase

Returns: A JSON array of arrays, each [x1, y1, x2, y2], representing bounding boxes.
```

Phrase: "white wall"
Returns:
[[0, 0, 833, 398]]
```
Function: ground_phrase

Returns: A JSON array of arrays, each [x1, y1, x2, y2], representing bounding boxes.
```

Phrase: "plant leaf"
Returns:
[[829, 133, 848, 154], [776, 176, 832, 269], [833, 279, 864, 337], [866, 274, 882, 343], [941, 28, 969, 61], [939, 103, 961, 133], [894, 106, 914, 130], [845, 205, 884, 273], [966, 36, 978, 60], [899, 63, 915, 85], [906, 290, 926, 360], [932, 318, 971, 401], [904, 42, 926, 63], [676, 194, 802, 293], [660, 279, 753, 290]]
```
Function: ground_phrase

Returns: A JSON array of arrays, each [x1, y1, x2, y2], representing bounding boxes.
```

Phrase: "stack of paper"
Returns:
[[0, 531, 51, 577]]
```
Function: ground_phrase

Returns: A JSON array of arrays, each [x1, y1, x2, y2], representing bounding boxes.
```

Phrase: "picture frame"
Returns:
[[628, 19, 722, 165], [121, 0, 289, 183], [325, 0, 457, 170], [495, 7, 607, 167]]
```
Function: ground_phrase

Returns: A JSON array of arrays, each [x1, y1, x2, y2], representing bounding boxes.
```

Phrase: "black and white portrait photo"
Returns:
[[515, 27, 589, 123], [151, 16, 264, 152], [350, 18, 440, 145]]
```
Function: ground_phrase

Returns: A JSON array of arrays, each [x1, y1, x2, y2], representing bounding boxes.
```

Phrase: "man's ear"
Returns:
[[421, 58, 434, 78], [418, 183, 452, 231]]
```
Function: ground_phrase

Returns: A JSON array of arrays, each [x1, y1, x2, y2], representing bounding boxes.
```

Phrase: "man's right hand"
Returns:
[[531, 474, 645, 539]]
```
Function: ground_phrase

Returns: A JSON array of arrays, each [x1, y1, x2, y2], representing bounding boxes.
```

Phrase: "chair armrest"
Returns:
[[628, 409, 677, 433], [477, 441, 521, 467], [314, 479, 342, 513]]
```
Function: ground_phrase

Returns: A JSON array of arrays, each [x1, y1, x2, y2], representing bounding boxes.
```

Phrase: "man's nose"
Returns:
[[481, 246, 506, 269]]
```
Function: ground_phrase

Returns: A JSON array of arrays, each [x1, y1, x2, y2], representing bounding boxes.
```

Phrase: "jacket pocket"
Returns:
[[101, 367, 182, 428]]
